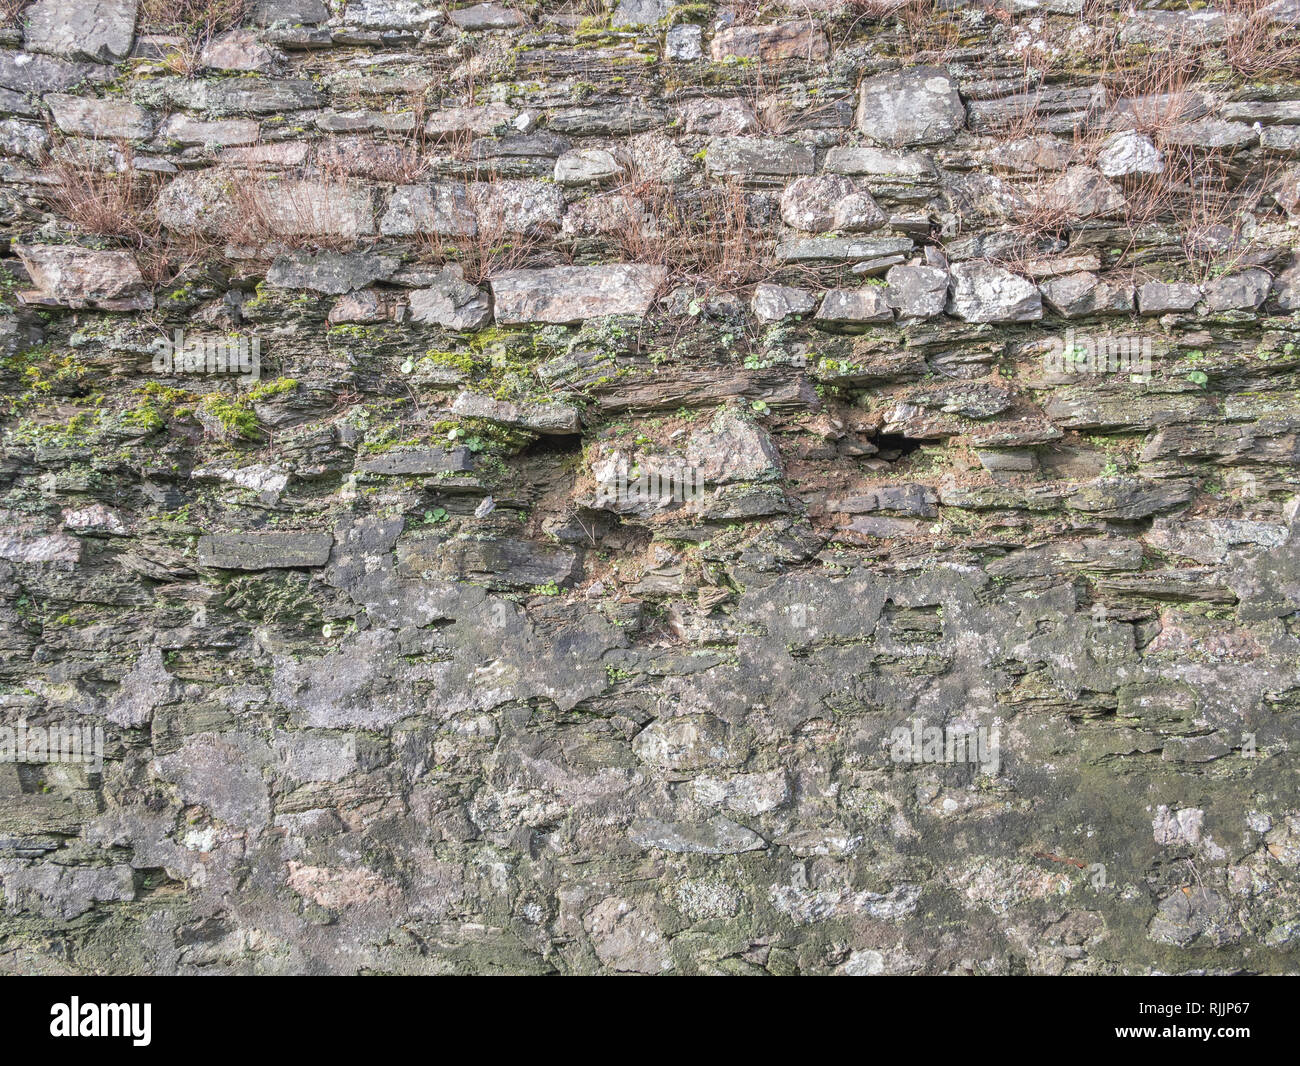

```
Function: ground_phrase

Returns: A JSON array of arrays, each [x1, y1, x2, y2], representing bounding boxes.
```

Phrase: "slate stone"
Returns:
[[451, 392, 582, 434], [1137, 280, 1201, 314], [751, 283, 817, 322], [815, 286, 893, 324], [490, 265, 665, 325], [946, 261, 1042, 322], [884, 264, 948, 319], [44, 93, 153, 139], [407, 267, 491, 329], [23, 0, 137, 63], [197, 533, 335, 569], [710, 21, 828, 63], [358, 447, 473, 476], [0, 50, 115, 93], [380, 183, 477, 236], [856, 66, 965, 147], [266, 251, 399, 295], [704, 137, 815, 181]]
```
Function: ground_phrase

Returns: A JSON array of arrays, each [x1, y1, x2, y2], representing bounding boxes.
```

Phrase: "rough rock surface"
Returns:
[[1, 1, 1299, 979]]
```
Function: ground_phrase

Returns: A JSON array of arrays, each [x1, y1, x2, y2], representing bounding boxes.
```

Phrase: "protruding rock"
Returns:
[[554, 148, 620, 186], [1096, 130, 1163, 177], [490, 265, 665, 324], [448, 2, 526, 29], [751, 282, 817, 322], [1039, 273, 1135, 317], [946, 261, 1042, 322], [710, 20, 828, 63], [815, 286, 894, 325], [680, 97, 757, 136], [44, 93, 153, 140], [23, 0, 138, 63], [470, 179, 563, 234], [684, 406, 782, 484], [266, 250, 399, 295], [15, 244, 148, 308], [1137, 280, 1200, 315], [197, 532, 335, 569], [1203, 269, 1272, 312], [200, 28, 281, 72], [856, 66, 965, 147], [451, 391, 582, 435], [704, 136, 814, 181], [259, 180, 375, 238], [780, 175, 885, 233], [884, 264, 948, 319], [1038, 166, 1126, 219], [408, 267, 492, 330], [381, 183, 477, 236]]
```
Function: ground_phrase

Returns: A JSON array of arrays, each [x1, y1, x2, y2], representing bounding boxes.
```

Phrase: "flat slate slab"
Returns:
[[490, 265, 665, 324], [197, 532, 335, 569], [23, 0, 138, 63], [357, 446, 473, 476]]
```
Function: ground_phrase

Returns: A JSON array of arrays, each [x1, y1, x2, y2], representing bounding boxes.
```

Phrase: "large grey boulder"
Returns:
[[407, 267, 492, 330], [884, 265, 949, 319], [751, 283, 817, 323], [15, 244, 147, 307], [946, 261, 1042, 322], [856, 66, 965, 147], [23, 0, 137, 63], [779, 175, 885, 233], [44, 93, 153, 140]]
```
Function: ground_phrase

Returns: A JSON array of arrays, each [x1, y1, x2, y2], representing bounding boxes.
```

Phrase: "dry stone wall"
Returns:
[[1, 0, 1299, 974]]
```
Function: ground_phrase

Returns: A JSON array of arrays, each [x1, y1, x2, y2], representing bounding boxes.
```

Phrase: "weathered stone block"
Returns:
[[489, 265, 665, 324], [197, 533, 335, 569]]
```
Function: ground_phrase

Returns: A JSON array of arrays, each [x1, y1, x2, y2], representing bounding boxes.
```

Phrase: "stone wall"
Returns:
[[1, 0, 1299, 974]]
